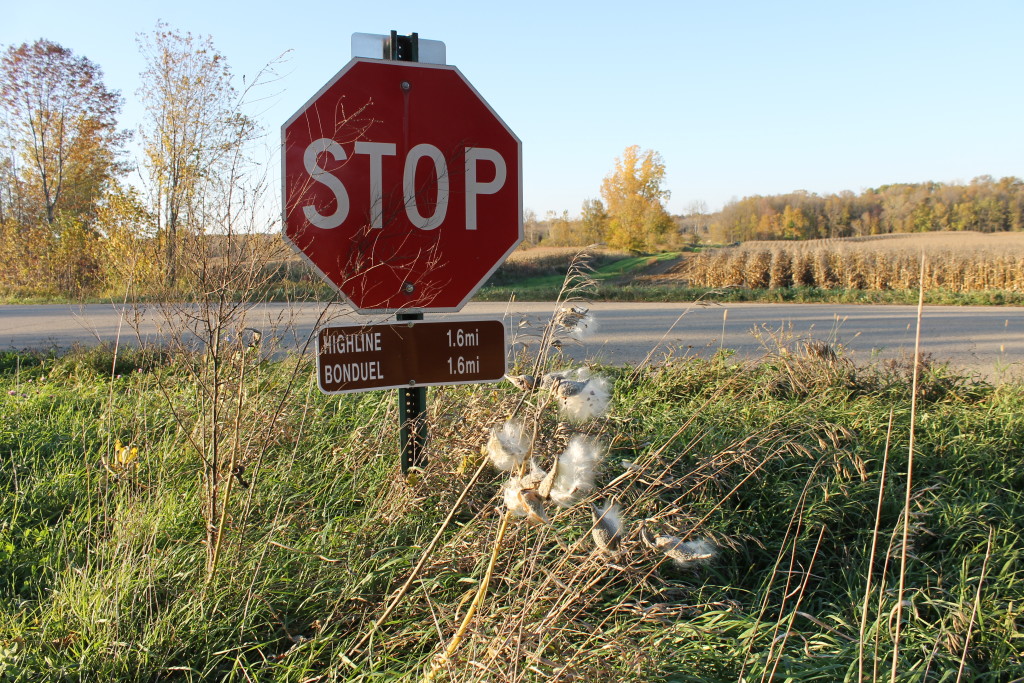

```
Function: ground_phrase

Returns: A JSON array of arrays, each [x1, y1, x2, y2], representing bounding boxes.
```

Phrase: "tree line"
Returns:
[[533, 175, 1024, 252], [0, 26, 269, 299], [702, 177, 1024, 244], [0, 27, 681, 299]]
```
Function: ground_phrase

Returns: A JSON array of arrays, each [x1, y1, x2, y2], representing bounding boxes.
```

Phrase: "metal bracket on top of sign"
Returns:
[[351, 32, 446, 64]]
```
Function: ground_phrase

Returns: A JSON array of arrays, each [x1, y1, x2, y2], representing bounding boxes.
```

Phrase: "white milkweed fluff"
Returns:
[[502, 476, 549, 525], [503, 479, 529, 516], [657, 537, 717, 568], [554, 375, 611, 423], [486, 420, 531, 471], [553, 305, 596, 340], [549, 435, 604, 507], [590, 500, 626, 555]]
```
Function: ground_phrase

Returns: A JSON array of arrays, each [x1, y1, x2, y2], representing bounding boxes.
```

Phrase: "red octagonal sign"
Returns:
[[282, 58, 522, 313]]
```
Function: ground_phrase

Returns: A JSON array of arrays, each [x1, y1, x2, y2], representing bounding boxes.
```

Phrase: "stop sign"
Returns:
[[282, 58, 522, 313]]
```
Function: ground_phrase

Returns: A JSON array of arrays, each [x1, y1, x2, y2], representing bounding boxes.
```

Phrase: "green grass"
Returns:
[[1, 337, 1024, 680], [483, 252, 680, 291]]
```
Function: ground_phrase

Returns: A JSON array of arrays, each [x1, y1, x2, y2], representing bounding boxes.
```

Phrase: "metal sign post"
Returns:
[[397, 312, 428, 473], [390, 36, 427, 475]]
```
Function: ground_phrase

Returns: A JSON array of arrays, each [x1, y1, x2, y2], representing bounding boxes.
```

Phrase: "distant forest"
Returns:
[[677, 176, 1024, 244]]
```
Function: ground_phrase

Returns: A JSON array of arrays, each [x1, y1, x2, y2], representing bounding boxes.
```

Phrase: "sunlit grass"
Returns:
[[1, 338, 1023, 680]]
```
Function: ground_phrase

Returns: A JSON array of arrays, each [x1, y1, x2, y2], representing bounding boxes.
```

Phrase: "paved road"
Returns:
[[1, 301, 1022, 380]]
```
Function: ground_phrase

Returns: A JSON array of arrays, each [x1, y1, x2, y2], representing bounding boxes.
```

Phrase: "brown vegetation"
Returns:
[[658, 232, 1024, 291]]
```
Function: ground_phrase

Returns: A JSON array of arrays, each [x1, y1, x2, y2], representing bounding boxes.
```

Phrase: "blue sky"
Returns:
[[4, 0, 1023, 217]]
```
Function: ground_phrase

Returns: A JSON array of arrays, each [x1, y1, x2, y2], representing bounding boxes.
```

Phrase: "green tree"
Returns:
[[600, 146, 673, 251]]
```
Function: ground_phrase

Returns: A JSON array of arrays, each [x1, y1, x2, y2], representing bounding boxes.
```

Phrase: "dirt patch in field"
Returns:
[[634, 254, 690, 284]]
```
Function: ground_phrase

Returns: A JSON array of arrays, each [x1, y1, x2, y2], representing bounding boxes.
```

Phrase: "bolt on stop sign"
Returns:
[[282, 58, 523, 313]]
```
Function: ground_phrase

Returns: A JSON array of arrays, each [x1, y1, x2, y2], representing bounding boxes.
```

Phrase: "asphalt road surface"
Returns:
[[1, 301, 1022, 380]]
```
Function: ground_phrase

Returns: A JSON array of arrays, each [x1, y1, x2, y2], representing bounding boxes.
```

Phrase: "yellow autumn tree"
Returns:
[[599, 146, 674, 251], [95, 180, 162, 296], [138, 22, 247, 289], [0, 39, 127, 296]]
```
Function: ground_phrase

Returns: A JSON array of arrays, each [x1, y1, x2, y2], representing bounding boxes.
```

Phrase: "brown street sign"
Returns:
[[316, 319, 507, 394]]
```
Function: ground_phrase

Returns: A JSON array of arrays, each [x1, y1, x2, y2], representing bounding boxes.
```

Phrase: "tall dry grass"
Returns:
[[4, 309, 1024, 679], [679, 232, 1024, 292]]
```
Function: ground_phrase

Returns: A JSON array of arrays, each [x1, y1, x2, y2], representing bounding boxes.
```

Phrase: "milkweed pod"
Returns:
[[486, 420, 531, 471], [549, 435, 604, 507], [590, 500, 625, 555], [556, 376, 611, 422]]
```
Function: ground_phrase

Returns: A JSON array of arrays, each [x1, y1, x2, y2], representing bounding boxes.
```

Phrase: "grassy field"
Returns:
[[2, 308, 1023, 680]]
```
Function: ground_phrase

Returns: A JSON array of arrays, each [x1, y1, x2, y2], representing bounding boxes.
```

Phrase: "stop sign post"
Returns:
[[283, 33, 519, 473]]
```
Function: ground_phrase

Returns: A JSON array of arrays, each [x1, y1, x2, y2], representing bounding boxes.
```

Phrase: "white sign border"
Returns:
[[314, 317, 508, 394], [282, 58, 524, 315]]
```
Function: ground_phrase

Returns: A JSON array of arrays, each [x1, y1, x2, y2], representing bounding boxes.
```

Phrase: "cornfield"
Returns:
[[670, 231, 1024, 291]]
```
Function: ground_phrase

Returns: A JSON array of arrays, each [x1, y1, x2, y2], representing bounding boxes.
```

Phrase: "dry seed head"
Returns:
[[503, 479, 529, 517], [540, 367, 590, 390], [589, 501, 626, 555], [657, 536, 717, 568], [518, 489, 550, 525], [553, 305, 592, 337], [504, 374, 538, 391], [555, 375, 611, 422], [549, 435, 604, 507], [550, 377, 588, 398], [486, 420, 531, 471], [504, 478, 549, 524], [537, 456, 559, 499]]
